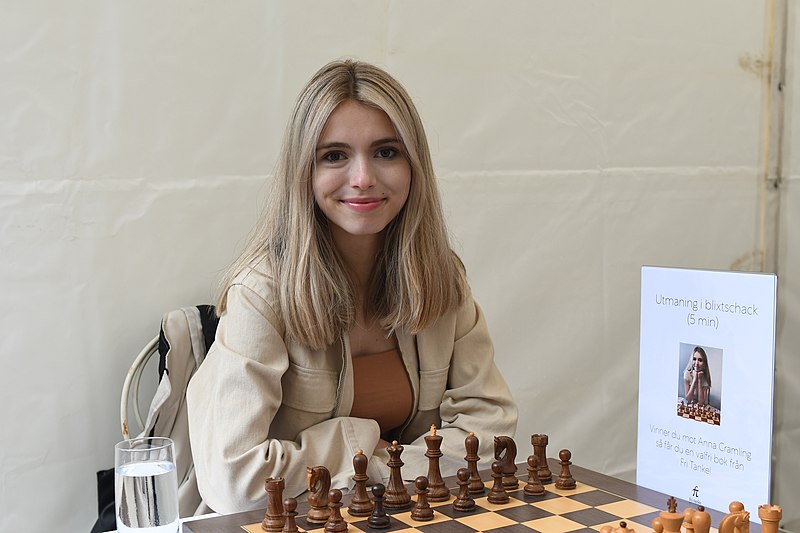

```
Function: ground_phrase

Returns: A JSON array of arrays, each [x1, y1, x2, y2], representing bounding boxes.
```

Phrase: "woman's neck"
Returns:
[[332, 228, 384, 296]]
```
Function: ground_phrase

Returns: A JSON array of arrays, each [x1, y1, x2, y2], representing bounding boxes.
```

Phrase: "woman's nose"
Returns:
[[349, 157, 375, 189]]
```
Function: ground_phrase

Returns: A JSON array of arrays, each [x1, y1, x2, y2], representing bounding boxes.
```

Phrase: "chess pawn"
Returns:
[[487, 460, 509, 504], [758, 505, 782, 533], [348, 449, 374, 517], [367, 484, 390, 529], [262, 477, 286, 532], [282, 497, 299, 533], [411, 476, 434, 521], [464, 432, 485, 493], [555, 449, 576, 490], [324, 489, 347, 533], [690, 506, 712, 533], [453, 468, 476, 513], [531, 434, 552, 482], [524, 455, 545, 496]]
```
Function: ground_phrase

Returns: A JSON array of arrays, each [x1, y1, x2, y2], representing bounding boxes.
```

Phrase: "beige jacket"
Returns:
[[186, 261, 518, 514]]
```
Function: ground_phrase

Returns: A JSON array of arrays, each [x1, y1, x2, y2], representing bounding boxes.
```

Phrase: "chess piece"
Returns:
[[348, 449, 374, 517], [494, 435, 518, 490], [524, 455, 545, 496], [384, 441, 412, 509], [600, 521, 636, 533], [282, 498, 299, 533], [758, 505, 782, 533], [555, 449, 576, 490], [718, 501, 750, 533], [367, 484, 391, 529], [262, 477, 286, 532], [464, 432, 485, 493], [453, 468, 476, 513], [652, 497, 684, 533], [688, 506, 712, 533], [425, 425, 450, 501], [306, 465, 332, 524], [411, 476, 434, 521], [324, 489, 347, 533], [531, 434, 552, 482], [487, 460, 509, 504]]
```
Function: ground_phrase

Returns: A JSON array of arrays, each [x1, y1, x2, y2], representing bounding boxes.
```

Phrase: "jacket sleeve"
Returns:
[[186, 281, 385, 514], [399, 296, 519, 478]]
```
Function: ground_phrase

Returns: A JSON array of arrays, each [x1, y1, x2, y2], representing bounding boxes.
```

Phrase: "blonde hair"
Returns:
[[218, 59, 467, 348]]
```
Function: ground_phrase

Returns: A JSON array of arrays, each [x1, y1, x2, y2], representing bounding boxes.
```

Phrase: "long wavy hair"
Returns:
[[684, 346, 712, 389], [217, 59, 467, 348]]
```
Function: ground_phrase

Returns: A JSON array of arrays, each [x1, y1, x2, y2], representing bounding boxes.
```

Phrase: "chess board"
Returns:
[[183, 460, 761, 533]]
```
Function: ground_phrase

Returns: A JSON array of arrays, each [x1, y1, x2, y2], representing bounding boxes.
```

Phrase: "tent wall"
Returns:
[[0, 2, 797, 531]]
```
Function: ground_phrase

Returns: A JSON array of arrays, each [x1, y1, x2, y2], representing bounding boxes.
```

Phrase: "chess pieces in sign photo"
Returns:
[[453, 468, 476, 513], [758, 504, 782, 533], [531, 434, 553, 482], [718, 501, 750, 533], [324, 489, 347, 533], [282, 497, 298, 533], [652, 496, 684, 533], [348, 449, 374, 517], [487, 460, 510, 504], [367, 484, 390, 529], [555, 449, 576, 490], [494, 435, 519, 490], [524, 455, 545, 496], [464, 432, 485, 494], [683, 505, 711, 533], [600, 521, 636, 533], [306, 466, 332, 524], [411, 476, 434, 521], [425, 425, 450, 501], [384, 441, 412, 509], [262, 477, 286, 532]]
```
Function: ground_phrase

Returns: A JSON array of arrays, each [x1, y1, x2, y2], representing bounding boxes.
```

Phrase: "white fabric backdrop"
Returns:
[[1, 2, 797, 532]]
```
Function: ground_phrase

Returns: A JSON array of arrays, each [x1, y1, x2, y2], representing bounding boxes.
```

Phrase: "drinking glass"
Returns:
[[115, 437, 180, 533]]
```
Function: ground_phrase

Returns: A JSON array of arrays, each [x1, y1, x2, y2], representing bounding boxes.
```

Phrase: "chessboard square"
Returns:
[[473, 495, 526, 511], [391, 509, 452, 527], [415, 519, 482, 533], [241, 523, 261, 533], [522, 515, 586, 533], [484, 523, 544, 533], [567, 490, 624, 507], [598, 500, 659, 519], [561, 507, 623, 527], [548, 482, 594, 496], [429, 495, 455, 507], [494, 503, 554, 522], [531, 497, 590, 514], [349, 517, 419, 533], [455, 511, 518, 531]]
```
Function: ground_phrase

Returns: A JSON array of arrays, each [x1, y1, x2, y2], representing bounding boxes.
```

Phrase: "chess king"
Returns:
[[185, 59, 519, 513]]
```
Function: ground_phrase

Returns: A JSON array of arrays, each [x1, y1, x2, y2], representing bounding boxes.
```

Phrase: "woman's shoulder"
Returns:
[[229, 255, 281, 308]]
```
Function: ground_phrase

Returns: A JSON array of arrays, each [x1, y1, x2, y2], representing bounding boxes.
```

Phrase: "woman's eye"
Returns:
[[323, 152, 345, 163], [376, 148, 397, 159]]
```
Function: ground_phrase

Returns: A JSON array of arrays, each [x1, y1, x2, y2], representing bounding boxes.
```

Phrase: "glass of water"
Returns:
[[115, 437, 180, 533]]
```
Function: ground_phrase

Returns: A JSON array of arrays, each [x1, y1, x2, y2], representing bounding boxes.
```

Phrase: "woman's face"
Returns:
[[692, 351, 704, 371], [312, 99, 411, 249]]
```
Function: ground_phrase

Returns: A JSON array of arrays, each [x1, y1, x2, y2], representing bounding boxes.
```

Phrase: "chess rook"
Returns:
[[262, 477, 286, 532], [531, 434, 552, 482]]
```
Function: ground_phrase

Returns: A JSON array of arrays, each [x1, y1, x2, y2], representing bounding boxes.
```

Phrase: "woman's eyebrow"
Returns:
[[316, 141, 350, 151], [370, 137, 402, 147]]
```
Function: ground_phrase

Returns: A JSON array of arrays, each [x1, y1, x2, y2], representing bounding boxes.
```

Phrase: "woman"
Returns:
[[683, 346, 712, 406], [187, 59, 518, 513]]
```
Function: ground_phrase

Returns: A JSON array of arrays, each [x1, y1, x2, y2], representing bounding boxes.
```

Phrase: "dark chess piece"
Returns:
[[453, 467, 476, 513], [282, 497, 298, 533], [524, 455, 545, 496], [555, 449, 576, 490], [384, 441, 412, 509], [367, 484, 391, 529], [493, 435, 519, 490], [324, 489, 347, 533], [262, 477, 286, 532], [487, 460, 509, 504], [306, 465, 332, 524], [411, 476, 434, 521], [348, 450, 374, 517], [425, 426, 450, 501], [464, 432, 485, 494], [531, 434, 552, 482]]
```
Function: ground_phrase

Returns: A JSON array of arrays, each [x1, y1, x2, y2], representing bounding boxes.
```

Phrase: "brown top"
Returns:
[[349, 348, 413, 436]]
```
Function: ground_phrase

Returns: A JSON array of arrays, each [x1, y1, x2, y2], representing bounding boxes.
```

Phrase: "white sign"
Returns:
[[637, 266, 777, 519]]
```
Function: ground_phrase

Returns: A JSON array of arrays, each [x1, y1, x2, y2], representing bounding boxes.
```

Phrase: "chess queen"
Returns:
[[187, 60, 518, 513]]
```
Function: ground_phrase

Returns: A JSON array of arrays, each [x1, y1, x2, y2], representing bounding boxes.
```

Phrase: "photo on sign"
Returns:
[[676, 342, 723, 425]]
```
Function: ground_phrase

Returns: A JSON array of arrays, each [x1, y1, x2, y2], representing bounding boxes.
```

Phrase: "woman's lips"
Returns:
[[341, 198, 385, 213]]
